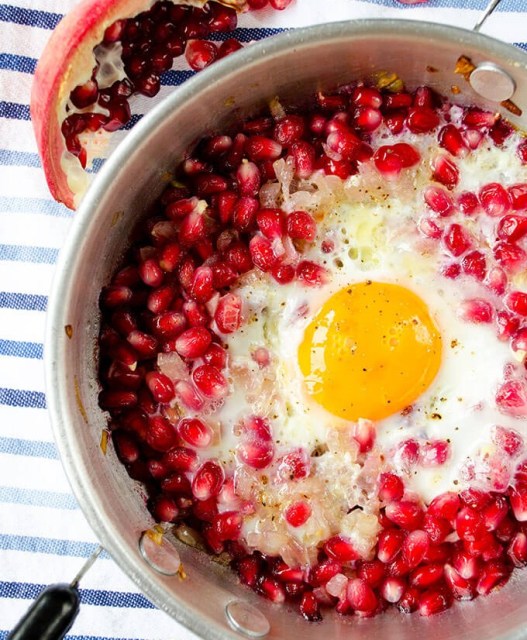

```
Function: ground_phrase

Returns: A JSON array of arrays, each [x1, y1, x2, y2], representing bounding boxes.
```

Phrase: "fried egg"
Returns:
[[214, 175, 519, 503]]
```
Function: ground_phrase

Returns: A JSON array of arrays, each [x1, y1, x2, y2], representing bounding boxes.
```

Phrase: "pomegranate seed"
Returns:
[[476, 560, 510, 595], [497, 213, 527, 242], [163, 447, 199, 473], [457, 191, 479, 215], [147, 285, 176, 314], [276, 449, 310, 481], [162, 473, 192, 496], [179, 210, 208, 245], [418, 216, 442, 239], [183, 299, 209, 328], [460, 488, 492, 511], [310, 559, 342, 587], [354, 106, 382, 132], [497, 380, 527, 417], [378, 472, 404, 502], [418, 588, 450, 616], [444, 564, 475, 600], [210, 261, 237, 289], [352, 419, 375, 452], [245, 136, 282, 162], [486, 266, 508, 295], [438, 124, 468, 157], [175, 326, 211, 359], [236, 161, 261, 197], [479, 182, 511, 217], [271, 263, 295, 284], [508, 183, 527, 211], [373, 143, 420, 178], [377, 528, 405, 564], [463, 127, 484, 150], [517, 139, 527, 164], [203, 343, 227, 370], [194, 173, 228, 196], [397, 586, 420, 613], [452, 549, 481, 580], [212, 511, 243, 541], [491, 425, 524, 457], [511, 326, 527, 352], [146, 415, 177, 452], [324, 535, 359, 563], [461, 250, 486, 281], [420, 440, 450, 466], [237, 555, 261, 587], [139, 258, 163, 287], [422, 513, 452, 544], [289, 140, 315, 178], [273, 115, 305, 145], [296, 261, 329, 286], [507, 532, 527, 566], [178, 418, 212, 448], [510, 484, 527, 520], [284, 501, 312, 527], [459, 298, 493, 323], [259, 576, 285, 603], [215, 293, 242, 334], [406, 107, 440, 133], [347, 578, 378, 613], [357, 560, 385, 588], [380, 577, 406, 604], [456, 506, 485, 541], [402, 530, 430, 568], [127, 330, 158, 357], [190, 266, 215, 303], [410, 563, 444, 589], [505, 290, 527, 316], [238, 416, 274, 469], [299, 591, 322, 621], [490, 119, 514, 146], [112, 431, 140, 463], [249, 234, 278, 271], [385, 501, 424, 530], [174, 379, 204, 411], [442, 261, 461, 279], [185, 39, 218, 70], [326, 127, 361, 161], [145, 371, 175, 403], [192, 460, 224, 501], [256, 208, 284, 240], [443, 223, 472, 257], [151, 495, 179, 523], [423, 186, 454, 216], [431, 155, 459, 189], [192, 364, 228, 399], [462, 107, 497, 129], [483, 495, 508, 531], [286, 210, 317, 242], [394, 438, 420, 473], [101, 285, 133, 308]]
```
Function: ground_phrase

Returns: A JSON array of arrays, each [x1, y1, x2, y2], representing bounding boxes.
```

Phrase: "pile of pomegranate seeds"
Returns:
[[98, 78, 527, 621]]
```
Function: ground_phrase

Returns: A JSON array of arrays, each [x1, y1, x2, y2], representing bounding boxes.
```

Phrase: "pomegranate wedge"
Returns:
[[31, 0, 254, 209]]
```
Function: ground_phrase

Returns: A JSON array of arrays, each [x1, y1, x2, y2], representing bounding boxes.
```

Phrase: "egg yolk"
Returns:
[[298, 281, 442, 421]]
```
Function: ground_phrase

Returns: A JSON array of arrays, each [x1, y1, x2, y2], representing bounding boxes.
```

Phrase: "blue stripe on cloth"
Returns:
[[0, 53, 36, 74], [0, 150, 41, 168], [0, 437, 57, 459], [0, 292, 47, 311], [0, 340, 43, 359], [0, 245, 58, 264], [0, 197, 70, 218], [365, 0, 521, 8], [0, 389, 45, 409], [0, 5, 62, 29], [0, 486, 77, 510], [0, 102, 29, 120], [0, 581, 155, 609], [0, 534, 110, 559]]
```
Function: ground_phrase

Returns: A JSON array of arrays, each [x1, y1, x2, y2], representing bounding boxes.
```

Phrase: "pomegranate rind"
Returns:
[[30, 0, 247, 210]]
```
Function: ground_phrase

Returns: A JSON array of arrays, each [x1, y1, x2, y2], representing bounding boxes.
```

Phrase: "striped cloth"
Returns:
[[0, 0, 526, 638]]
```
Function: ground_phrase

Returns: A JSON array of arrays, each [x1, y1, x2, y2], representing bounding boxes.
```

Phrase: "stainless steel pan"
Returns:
[[45, 18, 527, 640]]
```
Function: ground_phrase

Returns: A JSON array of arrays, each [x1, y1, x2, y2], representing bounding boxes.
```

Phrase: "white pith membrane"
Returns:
[[157, 104, 527, 569]]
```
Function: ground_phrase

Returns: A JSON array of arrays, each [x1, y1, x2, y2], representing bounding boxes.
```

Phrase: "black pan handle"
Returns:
[[7, 584, 80, 640]]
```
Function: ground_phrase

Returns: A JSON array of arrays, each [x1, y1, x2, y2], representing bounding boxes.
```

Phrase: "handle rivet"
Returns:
[[225, 600, 270, 638], [470, 62, 516, 102]]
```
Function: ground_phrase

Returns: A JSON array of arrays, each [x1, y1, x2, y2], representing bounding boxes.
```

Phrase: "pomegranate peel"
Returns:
[[31, 0, 248, 209]]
